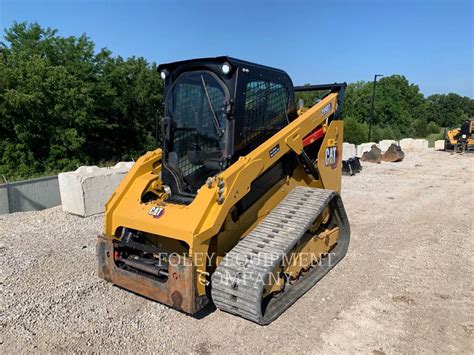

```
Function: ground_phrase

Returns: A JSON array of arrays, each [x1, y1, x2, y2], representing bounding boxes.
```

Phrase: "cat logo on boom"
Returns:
[[325, 146, 338, 168]]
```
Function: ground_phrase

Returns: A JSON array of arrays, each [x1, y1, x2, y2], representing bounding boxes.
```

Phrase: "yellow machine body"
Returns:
[[98, 93, 343, 312], [445, 128, 460, 147], [445, 118, 474, 152], [97, 57, 350, 322]]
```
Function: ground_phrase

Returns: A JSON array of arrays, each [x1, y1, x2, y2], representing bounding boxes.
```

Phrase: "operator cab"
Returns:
[[157, 57, 296, 201]]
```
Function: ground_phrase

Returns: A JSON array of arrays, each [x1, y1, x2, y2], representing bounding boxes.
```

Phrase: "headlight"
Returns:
[[221, 63, 231, 75], [160, 71, 167, 80]]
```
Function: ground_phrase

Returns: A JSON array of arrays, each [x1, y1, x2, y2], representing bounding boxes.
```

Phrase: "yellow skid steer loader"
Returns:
[[97, 57, 350, 324]]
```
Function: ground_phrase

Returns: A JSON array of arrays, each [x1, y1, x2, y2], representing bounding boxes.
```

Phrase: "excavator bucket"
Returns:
[[342, 157, 362, 175], [381, 144, 404, 162], [361, 144, 382, 163]]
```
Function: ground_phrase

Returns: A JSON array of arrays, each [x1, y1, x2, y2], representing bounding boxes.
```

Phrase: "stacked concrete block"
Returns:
[[434, 140, 445, 150], [413, 139, 429, 150], [399, 138, 414, 151], [356, 142, 377, 157], [399, 138, 429, 151], [342, 142, 356, 161], [59, 162, 134, 217], [378, 140, 399, 152]]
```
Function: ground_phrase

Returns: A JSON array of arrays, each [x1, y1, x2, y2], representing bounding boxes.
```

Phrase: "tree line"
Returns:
[[1, 22, 473, 180], [297, 77, 473, 145], [1, 22, 162, 181]]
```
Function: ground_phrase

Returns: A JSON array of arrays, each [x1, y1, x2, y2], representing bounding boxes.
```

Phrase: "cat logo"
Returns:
[[324, 146, 338, 168], [148, 206, 165, 219]]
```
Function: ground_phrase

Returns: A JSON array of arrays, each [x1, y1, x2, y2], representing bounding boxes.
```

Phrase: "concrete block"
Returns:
[[413, 139, 429, 150], [435, 140, 445, 150], [342, 142, 356, 161], [378, 140, 399, 152], [399, 138, 414, 151], [59, 162, 134, 217], [399, 138, 429, 151], [356, 142, 377, 157]]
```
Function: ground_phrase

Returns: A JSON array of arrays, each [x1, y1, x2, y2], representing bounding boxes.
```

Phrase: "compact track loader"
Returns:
[[97, 57, 350, 324], [445, 118, 474, 153]]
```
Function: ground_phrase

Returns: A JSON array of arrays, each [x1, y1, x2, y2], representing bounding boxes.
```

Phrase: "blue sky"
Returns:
[[1, 0, 473, 97]]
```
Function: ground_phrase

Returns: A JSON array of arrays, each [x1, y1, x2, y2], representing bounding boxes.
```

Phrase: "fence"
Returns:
[[0, 176, 61, 214]]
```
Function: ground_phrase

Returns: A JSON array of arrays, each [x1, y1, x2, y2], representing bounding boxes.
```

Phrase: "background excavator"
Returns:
[[444, 118, 474, 153], [97, 57, 350, 325]]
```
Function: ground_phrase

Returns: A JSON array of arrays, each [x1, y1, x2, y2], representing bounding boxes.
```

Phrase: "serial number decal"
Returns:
[[324, 146, 338, 168], [269, 144, 280, 158], [148, 206, 165, 219], [321, 103, 332, 116]]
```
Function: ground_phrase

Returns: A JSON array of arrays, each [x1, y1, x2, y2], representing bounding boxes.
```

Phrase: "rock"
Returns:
[[382, 144, 405, 162], [360, 144, 382, 163]]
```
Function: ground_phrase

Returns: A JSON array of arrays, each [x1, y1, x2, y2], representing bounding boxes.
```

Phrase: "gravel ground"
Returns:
[[1, 149, 473, 353]]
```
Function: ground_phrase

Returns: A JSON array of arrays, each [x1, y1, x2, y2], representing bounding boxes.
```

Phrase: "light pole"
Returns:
[[368, 74, 383, 141]]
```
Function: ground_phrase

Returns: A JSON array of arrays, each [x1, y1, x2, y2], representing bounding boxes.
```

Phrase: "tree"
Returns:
[[294, 83, 328, 108], [1, 22, 473, 180], [343, 75, 428, 137], [426, 121, 440, 134], [0, 22, 162, 180], [425, 93, 473, 128], [343, 116, 368, 145], [342, 81, 373, 125]]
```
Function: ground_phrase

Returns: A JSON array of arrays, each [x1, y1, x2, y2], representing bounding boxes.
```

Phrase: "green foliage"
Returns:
[[426, 121, 440, 134], [341, 74, 473, 144], [425, 132, 445, 148], [410, 118, 428, 138], [294, 84, 328, 108], [0, 22, 162, 180], [343, 116, 368, 145], [425, 93, 473, 128], [370, 124, 402, 142], [1, 22, 473, 179]]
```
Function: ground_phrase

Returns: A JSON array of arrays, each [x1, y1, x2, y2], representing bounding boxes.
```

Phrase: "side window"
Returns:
[[243, 80, 289, 150]]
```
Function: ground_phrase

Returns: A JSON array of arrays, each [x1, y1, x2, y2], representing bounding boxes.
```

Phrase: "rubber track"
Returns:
[[211, 186, 350, 325]]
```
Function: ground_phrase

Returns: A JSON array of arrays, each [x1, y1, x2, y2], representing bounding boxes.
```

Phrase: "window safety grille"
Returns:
[[242, 80, 289, 150], [170, 73, 225, 178]]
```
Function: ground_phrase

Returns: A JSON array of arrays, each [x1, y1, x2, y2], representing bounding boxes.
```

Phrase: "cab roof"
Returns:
[[157, 56, 288, 75]]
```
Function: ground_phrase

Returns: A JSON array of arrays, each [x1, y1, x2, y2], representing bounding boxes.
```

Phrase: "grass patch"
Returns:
[[425, 131, 445, 148]]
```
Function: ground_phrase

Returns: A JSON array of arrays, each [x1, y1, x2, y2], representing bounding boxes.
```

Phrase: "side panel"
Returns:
[[317, 120, 344, 192]]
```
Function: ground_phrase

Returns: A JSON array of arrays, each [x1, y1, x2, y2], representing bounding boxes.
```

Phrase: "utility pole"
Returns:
[[368, 74, 383, 141]]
